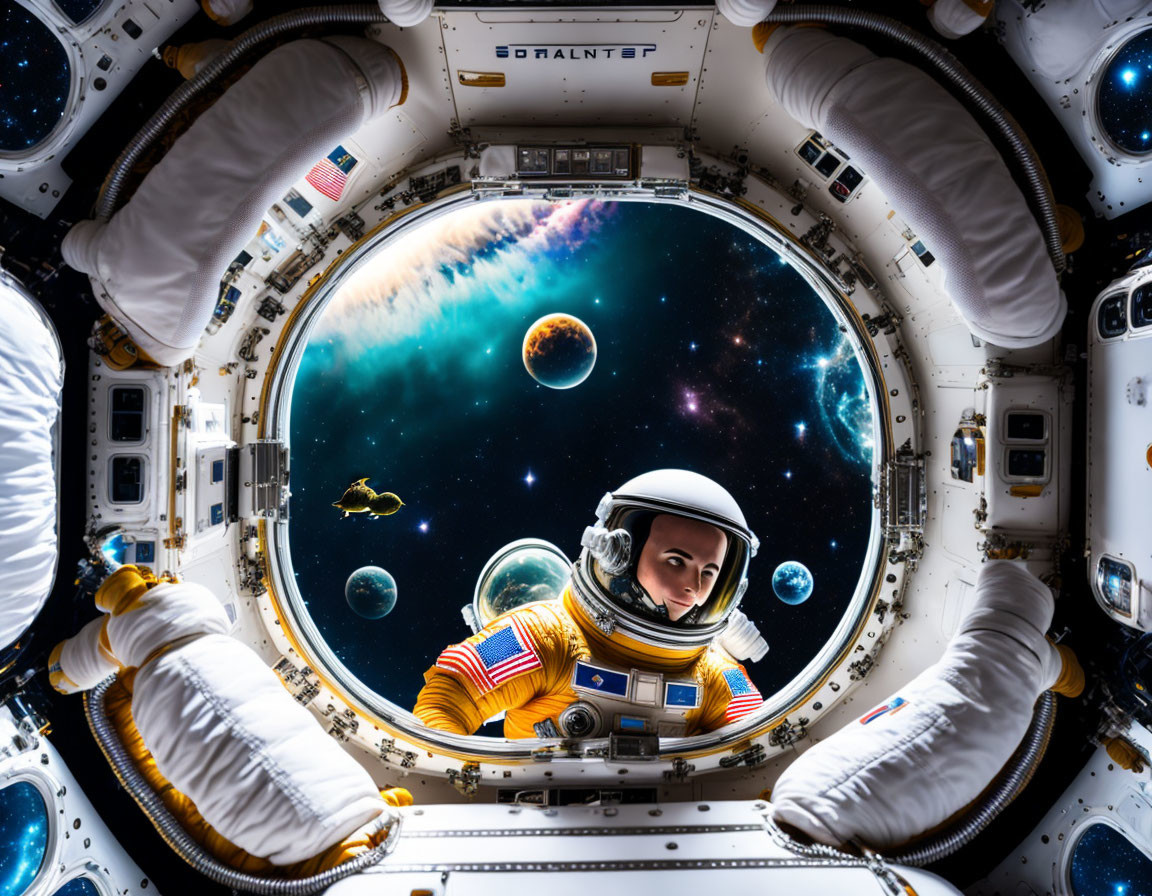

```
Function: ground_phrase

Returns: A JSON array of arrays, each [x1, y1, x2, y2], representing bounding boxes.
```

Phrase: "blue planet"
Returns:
[[772, 561, 814, 605], [345, 566, 398, 619]]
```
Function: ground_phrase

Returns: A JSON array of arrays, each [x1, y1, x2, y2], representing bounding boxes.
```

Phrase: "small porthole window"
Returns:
[[0, 780, 50, 896], [1069, 821, 1152, 895], [1096, 29, 1152, 157], [50, 877, 102, 896]]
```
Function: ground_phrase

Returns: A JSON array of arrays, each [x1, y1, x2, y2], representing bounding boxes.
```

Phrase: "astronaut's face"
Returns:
[[636, 514, 728, 622]]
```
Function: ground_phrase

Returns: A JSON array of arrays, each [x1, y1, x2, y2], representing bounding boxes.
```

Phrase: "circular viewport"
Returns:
[[285, 198, 877, 737]]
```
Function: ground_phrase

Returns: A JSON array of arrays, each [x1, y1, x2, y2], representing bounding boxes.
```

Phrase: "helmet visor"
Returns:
[[591, 508, 750, 629]]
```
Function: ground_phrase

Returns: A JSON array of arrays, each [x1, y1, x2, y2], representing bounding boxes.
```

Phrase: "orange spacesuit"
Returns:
[[415, 470, 766, 739], [414, 588, 763, 738]]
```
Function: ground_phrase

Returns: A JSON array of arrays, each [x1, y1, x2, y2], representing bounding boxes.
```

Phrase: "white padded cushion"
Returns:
[[0, 279, 63, 652], [716, 0, 777, 28], [62, 38, 405, 366], [133, 633, 384, 864], [764, 28, 1065, 348], [770, 561, 1064, 849]]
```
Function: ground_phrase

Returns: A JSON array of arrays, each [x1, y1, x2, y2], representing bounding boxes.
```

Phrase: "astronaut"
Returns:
[[414, 469, 766, 738]]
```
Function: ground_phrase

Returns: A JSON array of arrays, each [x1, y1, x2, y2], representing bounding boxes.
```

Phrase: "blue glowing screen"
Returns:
[[0, 2, 71, 152], [289, 201, 876, 712], [1070, 822, 1152, 895], [51, 879, 100, 896], [0, 781, 49, 896], [1099, 30, 1152, 154]]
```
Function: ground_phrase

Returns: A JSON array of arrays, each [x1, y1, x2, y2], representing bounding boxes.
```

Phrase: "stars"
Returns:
[[784, 469, 793, 480], [682, 390, 700, 414], [689, 341, 699, 352], [524, 470, 536, 486], [830, 539, 838, 549], [418, 521, 429, 533], [1122, 67, 1137, 86], [795, 421, 807, 440]]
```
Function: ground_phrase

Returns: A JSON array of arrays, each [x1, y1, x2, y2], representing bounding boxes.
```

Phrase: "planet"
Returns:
[[816, 336, 873, 465], [772, 561, 814, 605], [473, 538, 571, 627], [522, 313, 597, 389], [345, 566, 398, 619]]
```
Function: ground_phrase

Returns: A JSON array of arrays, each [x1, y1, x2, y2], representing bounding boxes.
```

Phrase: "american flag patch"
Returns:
[[859, 696, 908, 725], [435, 616, 542, 695], [722, 667, 763, 724], [305, 145, 358, 201]]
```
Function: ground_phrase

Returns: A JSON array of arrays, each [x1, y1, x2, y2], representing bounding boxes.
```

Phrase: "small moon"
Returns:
[[522, 313, 597, 390]]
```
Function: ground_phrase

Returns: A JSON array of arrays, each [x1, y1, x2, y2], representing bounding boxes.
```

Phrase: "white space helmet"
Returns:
[[571, 469, 759, 651]]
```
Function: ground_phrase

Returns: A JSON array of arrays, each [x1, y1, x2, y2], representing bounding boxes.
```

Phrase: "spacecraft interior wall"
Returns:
[[1088, 269, 1152, 631]]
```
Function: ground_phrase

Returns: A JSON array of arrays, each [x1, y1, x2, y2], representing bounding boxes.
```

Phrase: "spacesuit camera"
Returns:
[[414, 469, 767, 739]]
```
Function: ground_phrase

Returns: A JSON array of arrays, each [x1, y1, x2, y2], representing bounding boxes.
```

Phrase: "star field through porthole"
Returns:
[[0, 1, 71, 152], [1098, 29, 1152, 155], [287, 200, 877, 723], [1069, 822, 1152, 896]]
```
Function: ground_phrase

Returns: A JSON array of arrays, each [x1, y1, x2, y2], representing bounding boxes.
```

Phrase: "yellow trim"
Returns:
[[385, 46, 410, 107], [458, 71, 506, 88], [1056, 204, 1084, 254], [651, 72, 690, 87], [961, 0, 994, 16], [198, 0, 228, 25], [168, 407, 182, 542], [1009, 484, 1044, 498]]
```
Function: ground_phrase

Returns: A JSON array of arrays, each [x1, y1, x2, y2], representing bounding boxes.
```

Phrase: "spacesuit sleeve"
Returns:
[[695, 655, 765, 733], [413, 606, 563, 735]]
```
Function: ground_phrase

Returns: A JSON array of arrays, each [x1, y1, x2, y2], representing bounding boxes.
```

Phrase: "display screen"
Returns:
[[110, 387, 145, 442], [109, 456, 144, 503], [1098, 556, 1134, 616], [1098, 294, 1127, 339], [1007, 448, 1046, 478], [1132, 283, 1152, 328], [1006, 412, 1046, 441]]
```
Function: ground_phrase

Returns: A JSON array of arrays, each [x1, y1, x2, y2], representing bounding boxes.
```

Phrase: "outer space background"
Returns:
[[286, 198, 876, 719]]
